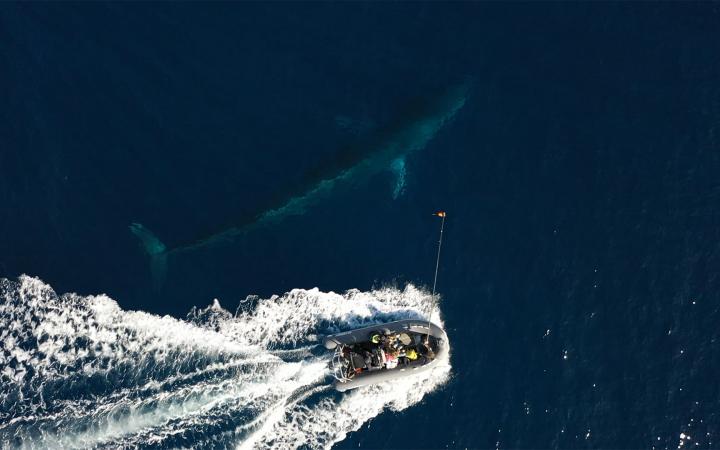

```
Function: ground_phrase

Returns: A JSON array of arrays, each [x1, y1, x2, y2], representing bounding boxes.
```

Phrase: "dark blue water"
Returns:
[[2, 3, 720, 448]]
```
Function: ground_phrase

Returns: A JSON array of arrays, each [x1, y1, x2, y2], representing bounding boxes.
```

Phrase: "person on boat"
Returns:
[[387, 334, 401, 349], [384, 348, 399, 369], [418, 340, 436, 364], [404, 347, 419, 361], [398, 346, 418, 366], [366, 347, 384, 369]]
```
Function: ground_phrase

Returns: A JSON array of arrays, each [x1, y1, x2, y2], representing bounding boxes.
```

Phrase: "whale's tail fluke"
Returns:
[[129, 223, 168, 291]]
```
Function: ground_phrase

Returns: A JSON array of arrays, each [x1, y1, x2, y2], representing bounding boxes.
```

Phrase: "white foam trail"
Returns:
[[0, 276, 450, 449]]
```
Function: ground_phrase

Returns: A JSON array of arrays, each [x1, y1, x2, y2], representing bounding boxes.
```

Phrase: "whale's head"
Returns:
[[394, 80, 472, 154], [428, 79, 473, 126]]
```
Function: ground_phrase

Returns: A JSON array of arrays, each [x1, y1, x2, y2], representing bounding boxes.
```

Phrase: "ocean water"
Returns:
[[2, 3, 720, 449]]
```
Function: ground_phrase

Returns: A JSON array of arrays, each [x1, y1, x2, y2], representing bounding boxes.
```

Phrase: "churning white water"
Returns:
[[0, 276, 450, 449]]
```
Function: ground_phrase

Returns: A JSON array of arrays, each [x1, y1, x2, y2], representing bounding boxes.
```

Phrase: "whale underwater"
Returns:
[[130, 82, 470, 289]]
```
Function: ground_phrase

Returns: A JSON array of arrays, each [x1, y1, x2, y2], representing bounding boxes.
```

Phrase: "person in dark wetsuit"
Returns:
[[418, 339, 436, 364]]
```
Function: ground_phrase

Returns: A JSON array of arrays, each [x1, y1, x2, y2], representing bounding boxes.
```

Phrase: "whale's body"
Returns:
[[131, 83, 470, 289]]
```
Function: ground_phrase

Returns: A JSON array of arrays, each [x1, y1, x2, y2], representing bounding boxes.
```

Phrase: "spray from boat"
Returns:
[[0, 276, 449, 449]]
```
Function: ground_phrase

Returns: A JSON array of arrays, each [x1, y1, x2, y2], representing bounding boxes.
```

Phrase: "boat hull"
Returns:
[[323, 319, 449, 392]]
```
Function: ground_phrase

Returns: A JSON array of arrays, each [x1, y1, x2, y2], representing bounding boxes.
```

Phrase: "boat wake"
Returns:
[[0, 276, 450, 449]]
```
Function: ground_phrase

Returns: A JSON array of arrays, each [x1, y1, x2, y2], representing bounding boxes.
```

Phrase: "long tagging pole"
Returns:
[[427, 211, 446, 340]]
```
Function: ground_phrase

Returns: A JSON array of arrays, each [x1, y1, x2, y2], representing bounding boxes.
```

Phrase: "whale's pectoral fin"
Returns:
[[390, 157, 407, 199], [129, 223, 168, 292]]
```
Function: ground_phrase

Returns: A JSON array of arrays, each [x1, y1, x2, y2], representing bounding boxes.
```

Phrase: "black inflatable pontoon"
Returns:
[[323, 319, 449, 392]]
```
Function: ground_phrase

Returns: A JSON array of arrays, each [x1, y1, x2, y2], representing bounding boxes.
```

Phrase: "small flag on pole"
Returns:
[[434, 211, 446, 217]]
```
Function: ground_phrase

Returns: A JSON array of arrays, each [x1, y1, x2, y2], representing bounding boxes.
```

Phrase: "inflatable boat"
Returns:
[[323, 319, 449, 392]]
